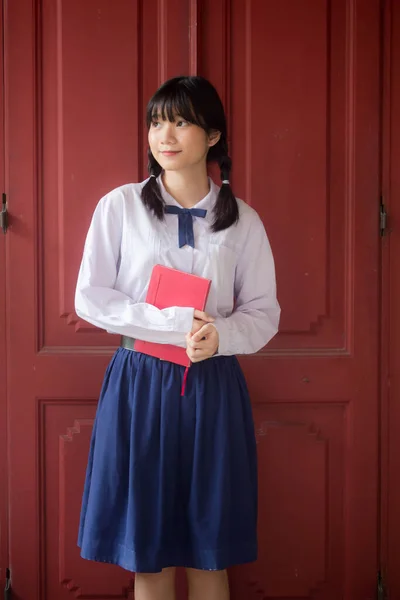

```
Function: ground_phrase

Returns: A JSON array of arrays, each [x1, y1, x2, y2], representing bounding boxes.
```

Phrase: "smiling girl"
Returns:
[[75, 76, 280, 600]]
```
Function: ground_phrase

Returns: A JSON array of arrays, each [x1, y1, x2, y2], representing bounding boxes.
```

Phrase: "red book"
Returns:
[[134, 264, 212, 367]]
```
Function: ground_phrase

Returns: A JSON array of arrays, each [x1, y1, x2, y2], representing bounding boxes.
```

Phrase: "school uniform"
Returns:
[[75, 175, 280, 573]]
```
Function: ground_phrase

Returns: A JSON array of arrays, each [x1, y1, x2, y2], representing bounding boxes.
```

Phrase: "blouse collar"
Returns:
[[157, 174, 218, 222]]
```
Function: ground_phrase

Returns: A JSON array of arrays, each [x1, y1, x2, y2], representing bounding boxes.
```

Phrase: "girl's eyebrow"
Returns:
[[152, 112, 175, 120], [152, 113, 184, 122]]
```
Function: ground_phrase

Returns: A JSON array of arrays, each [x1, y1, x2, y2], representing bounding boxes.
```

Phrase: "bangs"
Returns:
[[146, 80, 205, 128]]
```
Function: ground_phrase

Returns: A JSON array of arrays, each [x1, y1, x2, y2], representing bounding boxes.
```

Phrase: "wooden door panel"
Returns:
[[42, 0, 141, 348], [251, 402, 345, 597], [6, 1, 381, 599], [203, 0, 352, 351], [42, 400, 134, 598], [41, 0, 197, 350]]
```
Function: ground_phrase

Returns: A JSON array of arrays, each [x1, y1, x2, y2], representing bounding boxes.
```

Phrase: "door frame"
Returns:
[[380, 0, 390, 590], [0, 0, 8, 591], [380, 0, 400, 595]]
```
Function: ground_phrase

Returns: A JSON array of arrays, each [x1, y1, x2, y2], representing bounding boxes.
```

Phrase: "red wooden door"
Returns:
[[3, 1, 382, 599], [383, 0, 400, 596]]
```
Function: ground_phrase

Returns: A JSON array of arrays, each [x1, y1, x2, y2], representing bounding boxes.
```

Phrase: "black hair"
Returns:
[[141, 75, 239, 232]]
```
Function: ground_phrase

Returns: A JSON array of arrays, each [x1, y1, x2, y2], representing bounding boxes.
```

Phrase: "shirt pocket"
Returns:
[[117, 224, 159, 303], [206, 241, 238, 316]]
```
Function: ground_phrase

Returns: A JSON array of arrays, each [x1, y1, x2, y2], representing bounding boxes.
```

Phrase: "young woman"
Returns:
[[75, 75, 280, 600]]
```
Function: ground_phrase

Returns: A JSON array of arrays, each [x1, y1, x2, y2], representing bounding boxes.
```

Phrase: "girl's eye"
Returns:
[[151, 120, 160, 128], [176, 120, 188, 127]]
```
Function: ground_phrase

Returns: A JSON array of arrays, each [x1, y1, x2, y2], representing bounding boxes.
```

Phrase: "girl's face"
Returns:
[[148, 113, 220, 173]]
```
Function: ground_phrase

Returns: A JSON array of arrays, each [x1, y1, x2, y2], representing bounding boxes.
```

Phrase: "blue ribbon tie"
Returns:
[[165, 205, 207, 248]]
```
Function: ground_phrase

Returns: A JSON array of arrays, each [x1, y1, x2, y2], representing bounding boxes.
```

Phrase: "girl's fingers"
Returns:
[[193, 309, 214, 323], [186, 347, 208, 362], [191, 323, 216, 343], [186, 325, 219, 362], [187, 335, 210, 349], [191, 318, 208, 334]]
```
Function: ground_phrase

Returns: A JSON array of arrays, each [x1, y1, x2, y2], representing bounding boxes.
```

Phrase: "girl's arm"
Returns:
[[213, 214, 280, 355], [75, 193, 194, 345]]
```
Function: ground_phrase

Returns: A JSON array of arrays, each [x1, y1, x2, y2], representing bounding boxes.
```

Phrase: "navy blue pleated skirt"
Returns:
[[78, 348, 258, 573]]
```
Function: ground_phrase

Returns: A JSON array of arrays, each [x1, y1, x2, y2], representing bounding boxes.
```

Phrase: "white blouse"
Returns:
[[75, 176, 280, 356]]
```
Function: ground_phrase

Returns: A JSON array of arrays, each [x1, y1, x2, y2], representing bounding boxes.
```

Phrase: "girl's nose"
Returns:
[[160, 123, 176, 145]]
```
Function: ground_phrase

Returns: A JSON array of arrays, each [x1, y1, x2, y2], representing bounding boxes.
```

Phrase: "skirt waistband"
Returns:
[[121, 336, 136, 351], [120, 335, 188, 396]]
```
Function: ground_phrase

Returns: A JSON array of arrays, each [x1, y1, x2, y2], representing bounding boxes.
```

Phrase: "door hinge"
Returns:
[[4, 568, 11, 599], [0, 193, 8, 234], [377, 570, 388, 600], [380, 200, 388, 237]]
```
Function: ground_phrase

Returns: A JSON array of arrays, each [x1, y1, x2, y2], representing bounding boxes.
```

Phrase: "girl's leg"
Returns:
[[186, 568, 229, 600], [134, 567, 176, 600]]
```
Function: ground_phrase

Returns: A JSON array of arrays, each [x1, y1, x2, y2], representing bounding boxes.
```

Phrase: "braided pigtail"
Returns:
[[141, 149, 165, 220], [211, 139, 239, 232]]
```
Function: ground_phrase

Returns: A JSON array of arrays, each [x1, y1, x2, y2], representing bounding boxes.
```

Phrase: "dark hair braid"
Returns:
[[141, 149, 164, 220], [211, 138, 239, 232]]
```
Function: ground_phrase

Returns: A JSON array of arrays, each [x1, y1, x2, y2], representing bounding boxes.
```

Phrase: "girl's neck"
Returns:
[[162, 167, 210, 208]]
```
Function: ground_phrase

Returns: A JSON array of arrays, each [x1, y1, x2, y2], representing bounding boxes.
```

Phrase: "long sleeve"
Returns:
[[75, 192, 194, 344], [213, 214, 280, 355]]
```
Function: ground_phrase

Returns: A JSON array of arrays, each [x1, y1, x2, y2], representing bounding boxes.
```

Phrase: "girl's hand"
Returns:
[[191, 309, 215, 335], [186, 323, 219, 363]]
